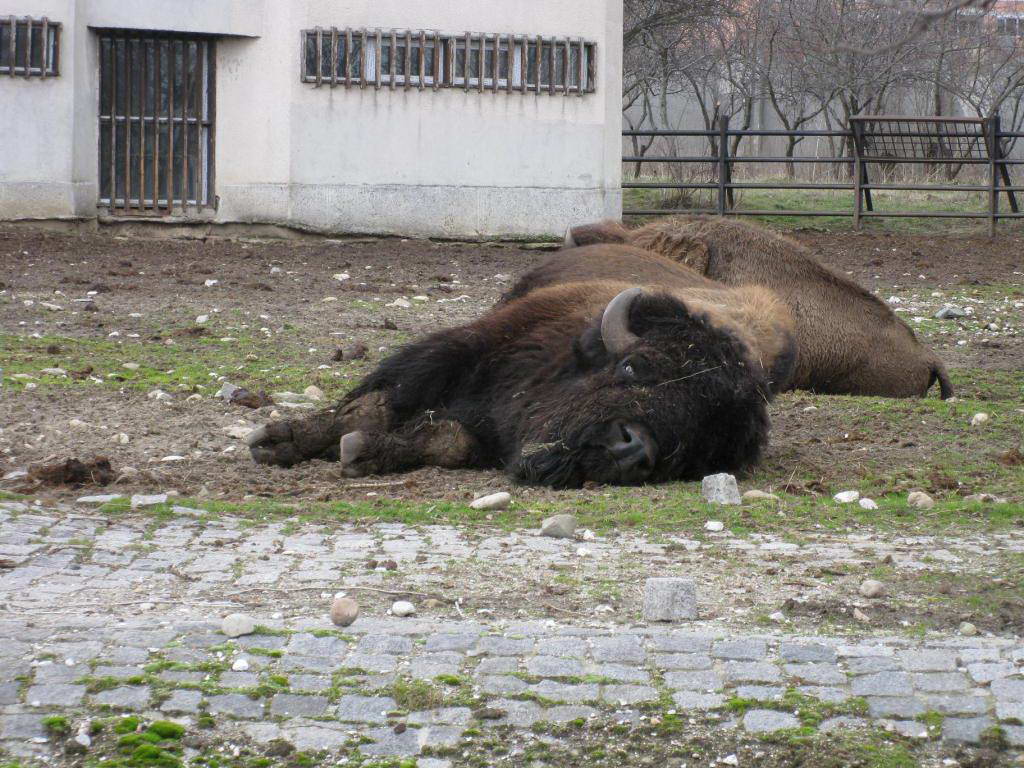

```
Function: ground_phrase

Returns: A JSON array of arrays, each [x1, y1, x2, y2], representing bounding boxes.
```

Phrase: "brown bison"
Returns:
[[248, 248, 795, 488], [564, 216, 953, 399]]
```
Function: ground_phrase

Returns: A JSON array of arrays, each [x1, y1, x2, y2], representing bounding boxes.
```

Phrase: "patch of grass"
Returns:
[[112, 715, 141, 734], [390, 678, 445, 711], [41, 715, 70, 735]]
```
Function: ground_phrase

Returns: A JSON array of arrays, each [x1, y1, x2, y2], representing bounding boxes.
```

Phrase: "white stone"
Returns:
[[77, 494, 123, 505], [204, 279, 219, 287], [907, 491, 935, 510], [112, 432, 130, 444], [858, 498, 878, 510], [303, 385, 324, 401], [742, 490, 780, 503], [959, 621, 978, 637], [122, 362, 140, 370], [147, 389, 172, 401], [834, 490, 860, 503], [221, 613, 256, 638], [232, 658, 250, 671], [391, 601, 416, 617], [701, 473, 741, 505], [540, 513, 577, 538], [40, 301, 63, 311], [386, 298, 412, 309], [40, 367, 67, 376], [643, 577, 697, 622], [470, 491, 511, 511], [859, 579, 885, 599], [704, 520, 725, 532], [333, 272, 351, 281], [130, 493, 168, 509], [195, 314, 209, 324], [970, 412, 989, 427], [224, 425, 254, 440]]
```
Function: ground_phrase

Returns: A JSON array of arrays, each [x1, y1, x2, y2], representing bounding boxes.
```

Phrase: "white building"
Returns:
[[0, 1, 623, 238]]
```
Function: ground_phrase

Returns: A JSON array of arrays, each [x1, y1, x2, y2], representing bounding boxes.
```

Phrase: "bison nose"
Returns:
[[606, 422, 658, 473]]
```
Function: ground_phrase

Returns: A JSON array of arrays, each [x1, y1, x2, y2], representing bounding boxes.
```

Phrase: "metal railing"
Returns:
[[623, 115, 1024, 235]]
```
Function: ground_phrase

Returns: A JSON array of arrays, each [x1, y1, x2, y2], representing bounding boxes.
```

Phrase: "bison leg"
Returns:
[[338, 419, 480, 477], [249, 392, 390, 467]]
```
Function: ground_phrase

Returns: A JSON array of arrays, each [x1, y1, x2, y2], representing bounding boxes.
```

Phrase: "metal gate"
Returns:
[[98, 32, 215, 214]]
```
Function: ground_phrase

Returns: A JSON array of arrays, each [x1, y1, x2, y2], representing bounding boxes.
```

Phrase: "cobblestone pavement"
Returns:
[[1, 498, 1023, 766]]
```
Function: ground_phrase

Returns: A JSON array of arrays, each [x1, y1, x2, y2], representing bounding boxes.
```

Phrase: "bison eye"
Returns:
[[623, 362, 636, 378], [617, 360, 638, 382]]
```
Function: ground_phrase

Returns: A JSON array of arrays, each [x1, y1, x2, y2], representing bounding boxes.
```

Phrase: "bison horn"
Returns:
[[601, 287, 642, 355], [563, 226, 577, 248]]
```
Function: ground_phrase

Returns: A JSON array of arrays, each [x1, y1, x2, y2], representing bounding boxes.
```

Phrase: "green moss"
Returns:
[[41, 715, 70, 735], [390, 678, 445, 711], [146, 721, 185, 740], [113, 716, 141, 734]]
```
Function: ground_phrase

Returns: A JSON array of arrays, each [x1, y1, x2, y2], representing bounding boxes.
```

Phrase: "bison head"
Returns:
[[506, 287, 771, 488]]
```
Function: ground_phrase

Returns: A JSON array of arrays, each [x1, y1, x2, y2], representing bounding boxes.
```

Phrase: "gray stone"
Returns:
[[996, 701, 1024, 721], [285, 724, 350, 752], [643, 577, 697, 622], [587, 663, 650, 683], [656, 653, 712, 670], [898, 650, 957, 672], [712, 639, 766, 660], [0, 713, 46, 741], [784, 663, 845, 686], [484, 698, 543, 728], [410, 654, 462, 680], [207, 693, 264, 719], [959, 648, 1001, 664], [479, 676, 528, 695], [525, 655, 584, 678], [475, 657, 518, 675], [539, 637, 587, 658], [476, 636, 534, 656], [921, 695, 989, 715], [934, 305, 967, 320], [967, 662, 1015, 684], [799, 686, 850, 704], [911, 672, 969, 693], [1004, 726, 1024, 747], [591, 636, 645, 663], [336, 695, 397, 724], [220, 671, 260, 688], [672, 691, 725, 710], [287, 633, 348, 657], [529, 680, 599, 703], [345, 653, 399, 673], [820, 716, 868, 733], [701, 473, 741, 505], [736, 685, 785, 701], [992, 676, 1024, 702], [25, 683, 85, 706], [542, 705, 598, 723], [867, 697, 926, 718], [602, 685, 659, 705], [665, 670, 723, 691], [847, 657, 898, 675], [0, 682, 19, 705], [408, 708, 473, 726], [358, 635, 414, 655], [942, 716, 993, 744], [159, 670, 205, 684], [290, 674, 332, 692], [540, 514, 577, 539], [723, 661, 781, 683], [160, 689, 202, 714], [423, 633, 478, 653], [94, 686, 151, 710], [851, 672, 913, 696], [780, 643, 836, 663], [270, 694, 330, 717], [743, 709, 799, 733], [648, 634, 713, 653]]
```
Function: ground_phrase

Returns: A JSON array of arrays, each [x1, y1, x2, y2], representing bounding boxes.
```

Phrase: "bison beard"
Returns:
[[249, 283, 774, 488]]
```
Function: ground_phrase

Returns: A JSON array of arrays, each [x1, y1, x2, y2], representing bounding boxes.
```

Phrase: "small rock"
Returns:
[[221, 613, 256, 638], [719, 756, 739, 767], [303, 385, 324, 401], [330, 596, 359, 627], [540, 514, 577, 538], [130, 493, 168, 509], [472, 706, 506, 720], [41, 367, 67, 376], [386, 298, 411, 309], [643, 577, 697, 622], [232, 658, 250, 672], [934, 305, 967, 320], [704, 520, 725, 532], [77, 494, 123, 505], [858, 498, 878, 510], [769, 611, 787, 623], [907, 491, 935, 510], [701, 473, 741, 505], [859, 579, 885, 599], [959, 621, 978, 637], [111, 432, 130, 444], [147, 389, 172, 402], [470, 491, 511, 511], [204, 279, 219, 287], [195, 314, 209, 324], [834, 490, 860, 503], [970, 412, 989, 427], [852, 607, 871, 623], [217, 382, 240, 401], [742, 490, 780, 503], [964, 493, 1007, 504], [224, 425, 254, 440], [122, 362, 140, 371], [391, 601, 416, 617]]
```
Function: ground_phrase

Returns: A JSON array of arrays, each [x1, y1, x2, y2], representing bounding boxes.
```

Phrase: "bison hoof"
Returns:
[[248, 422, 303, 467], [339, 431, 369, 478]]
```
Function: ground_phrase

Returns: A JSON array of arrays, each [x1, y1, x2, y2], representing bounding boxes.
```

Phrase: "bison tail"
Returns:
[[929, 359, 954, 400]]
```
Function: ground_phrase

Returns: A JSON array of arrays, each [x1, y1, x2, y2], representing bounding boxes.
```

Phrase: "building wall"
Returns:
[[0, 0, 622, 237]]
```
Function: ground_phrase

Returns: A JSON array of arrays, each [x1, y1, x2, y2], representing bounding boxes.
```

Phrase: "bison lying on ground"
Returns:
[[564, 216, 952, 399], [248, 248, 795, 487]]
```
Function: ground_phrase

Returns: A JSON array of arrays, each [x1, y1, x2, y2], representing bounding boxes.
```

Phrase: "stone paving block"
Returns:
[[220, 671, 260, 688], [959, 648, 1001, 664], [281, 655, 337, 674], [94, 686, 151, 710], [920, 695, 989, 715], [942, 716, 993, 744], [286, 634, 348, 658], [664, 670, 724, 691], [1005, 725, 1024, 747], [911, 672, 969, 693], [32, 664, 81, 684], [591, 636, 645, 663], [898, 650, 957, 672], [586, 663, 650, 683], [476, 636, 534, 656], [286, 723, 351, 752], [424, 633, 479, 653], [655, 653, 713, 670], [525, 656, 584, 678], [780, 643, 836, 663], [888, 719, 929, 739], [25, 683, 85, 707], [671, 691, 725, 710], [207, 693, 264, 719], [529, 681, 600, 704], [101, 647, 151, 665], [336, 695, 397, 724], [736, 685, 784, 701], [851, 672, 913, 697], [479, 676, 528, 695], [408, 707, 473, 726], [359, 726, 421, 757], [867, 697, 926, 718], [475, 657, 518, 675], [743, 709, 800, 733], [410, 654, 462, 680], [357, 635, 414, 655], [345, 653, 399, 674], [784, 663, 846, 686], [648, 633, 713, 654], [235, 634, 288, 651], [991, 676, 1024, 702], [543, 705, 598, 723], [967, 663, 1016, 684], [160, 689, 202, 714], [996, 701, 1024, 721], [798, 686, 850, 704], [0, 682, 19, 705], [270, 694, 330, 717], [819, 716, 868, 732], [0, 713, 46, 741], [289, 674, 332, 693], [159, 670, 205, 684], [837, 644, 894, 659], [846, 657, 899, 675], [723, 661, 781, 684], [485, 698, 543, 728], [602, 685, 659, 706], [539, 638, 587, 658], [712, 639, 766, 661]]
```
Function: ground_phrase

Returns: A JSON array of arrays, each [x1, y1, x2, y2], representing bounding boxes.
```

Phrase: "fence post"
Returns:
[[851, 120, 863, 230], [717, 116, 730, 216], [988, 115, 999, 237]]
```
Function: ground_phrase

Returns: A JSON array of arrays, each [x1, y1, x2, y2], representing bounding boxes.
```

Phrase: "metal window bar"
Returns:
[[2, 16, 61, 77], [98, 32, 214, 214]]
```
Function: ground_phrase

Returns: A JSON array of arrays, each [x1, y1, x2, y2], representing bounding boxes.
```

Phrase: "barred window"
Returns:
[[301, 28, 596, 95], [996, 16, 1023, 36], [0, 16, 60, 77]]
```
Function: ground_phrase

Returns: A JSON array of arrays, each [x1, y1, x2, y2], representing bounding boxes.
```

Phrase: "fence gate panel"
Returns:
[[98, 32, 215, 214]]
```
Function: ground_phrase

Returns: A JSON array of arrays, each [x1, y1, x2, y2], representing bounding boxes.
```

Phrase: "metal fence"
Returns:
[[622, 115, 1024, 235]]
